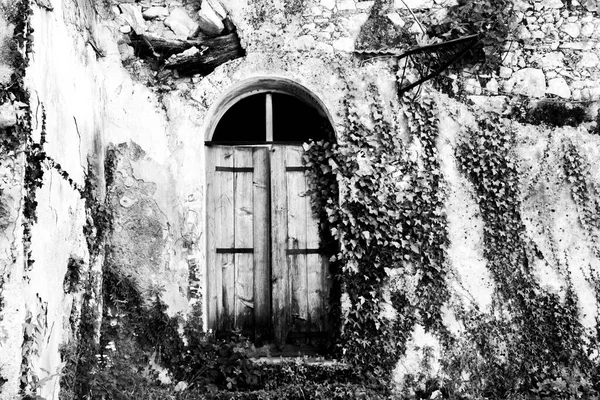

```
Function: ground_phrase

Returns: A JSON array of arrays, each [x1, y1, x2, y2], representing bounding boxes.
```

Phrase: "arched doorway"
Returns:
[[205, 79, 335, 350]]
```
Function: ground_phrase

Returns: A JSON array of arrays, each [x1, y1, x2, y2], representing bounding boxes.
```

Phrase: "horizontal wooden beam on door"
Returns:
[[286, 249, 321, 255], [216, 248, 254, 253], [215, 166, 254, 172], [286, 166, 308, 172], [205, 141, 307, 146]]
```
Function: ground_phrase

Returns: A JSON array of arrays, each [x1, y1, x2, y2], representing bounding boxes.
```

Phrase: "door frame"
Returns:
[[203, 77, 337, 346]]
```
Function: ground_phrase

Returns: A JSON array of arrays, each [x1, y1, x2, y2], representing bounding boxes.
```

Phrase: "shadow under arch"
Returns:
[[203, 76, 337, 143]]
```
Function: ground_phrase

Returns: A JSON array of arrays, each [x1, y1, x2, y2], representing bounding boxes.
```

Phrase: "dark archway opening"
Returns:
[[211, 92, 333, 143]]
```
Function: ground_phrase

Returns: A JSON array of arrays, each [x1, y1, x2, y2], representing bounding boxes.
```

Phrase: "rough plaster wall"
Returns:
[[0, 1, 14, 85], [393, 92, 600, 384], [516, 124, 600, 329], [0, 0, 116, 396], [103, 0, 600, 350], [4, 0, 600, 395], [0, 154, 26, 399]]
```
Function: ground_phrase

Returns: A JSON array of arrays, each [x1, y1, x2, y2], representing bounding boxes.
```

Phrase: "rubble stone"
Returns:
[[322, 0, 335, 10], [338, 0, 356, 10], [579, 52, 599, 68], [505, 68, 546, 97], [561, 22, 580, 38], [581, 23, 595, 36], [499, 66, 513, 79], [486, 78, 499, 94], [119, 4, 147, 34], [333, 37, 354, 52], [539, 52, 564, 69], [142, 6, 169, 19], [198, 0, 225, 36], [164, 7, 199, 39], [547, 77, 571, 98]]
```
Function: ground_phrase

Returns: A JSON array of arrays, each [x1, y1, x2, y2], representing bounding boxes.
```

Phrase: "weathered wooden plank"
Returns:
[[218, 147, 235, 331], [234, 148, 255, 331], [307, 182, 327, 334], [253, 147, 270, 342], [298, 150, 328, 330], [206, 147, 219, 330], [271, 145, 290, 349], [286, 146, 309, 336], [163, 33, 245, 76], [131, 32, 243, 58], [220, 253, 235, 331]]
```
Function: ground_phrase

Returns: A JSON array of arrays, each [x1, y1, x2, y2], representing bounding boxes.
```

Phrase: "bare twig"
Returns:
[[398, 0, 426, 36]]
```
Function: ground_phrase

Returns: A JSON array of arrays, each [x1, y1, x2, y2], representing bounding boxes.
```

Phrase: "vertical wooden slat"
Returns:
[[286, 147, 309, 337], [253, 148, 270, 341], [206, 147, 218, 331], [307, 185, 327, 334], [271, 145, 290, 349], [219, 148, 235, 331], [234, 148, 255, 331]]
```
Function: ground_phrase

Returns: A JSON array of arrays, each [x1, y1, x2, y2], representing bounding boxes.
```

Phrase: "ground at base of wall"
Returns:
[[76, 359, 391, 400]]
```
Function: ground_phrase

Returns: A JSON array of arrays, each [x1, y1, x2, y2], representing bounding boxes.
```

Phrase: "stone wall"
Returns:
[[1, 0, 600, 396]]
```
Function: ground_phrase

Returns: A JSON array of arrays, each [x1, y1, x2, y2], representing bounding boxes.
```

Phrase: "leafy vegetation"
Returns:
[[428, 0, 514, 72], [442, 112, 600, 398], [303, 86, 450, 385], [59, 257, 385, 399]]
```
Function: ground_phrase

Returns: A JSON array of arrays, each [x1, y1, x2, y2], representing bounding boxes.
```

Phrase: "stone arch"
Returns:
[[203, 76, 337, 142]]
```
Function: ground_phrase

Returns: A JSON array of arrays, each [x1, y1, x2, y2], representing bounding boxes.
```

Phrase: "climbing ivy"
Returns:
[[563, 142, 600, 257], [428, 0, 514, 72], [303, 87, 450, 383], [446, 113, 599, 398]]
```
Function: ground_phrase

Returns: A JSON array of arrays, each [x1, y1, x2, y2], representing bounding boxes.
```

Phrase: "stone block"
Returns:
[[198, 0, 225, 36], [337, 0, 356, 10], [142, 6, 169, 19], [464, 78, 481, 95], [579, 52, 599, 68], [505, 68, 546, 98], [499, 66, 513, 79], [321, 0, 335, 10], [545, 0, 564, 7], [164, 7, 199, 39], [357, 1, 374, 9], [581, 23, 595, 37], [119, 4, 147, 34], [561, 22, 580, 38], [386, 12, 405, 27], [333, 37, 354, 52], [517, 26, 532, 40], [582, 0, 598, 11], [539, 52, 564, 69], [547, 77, 571, 98], [486, 78, 499, 94]]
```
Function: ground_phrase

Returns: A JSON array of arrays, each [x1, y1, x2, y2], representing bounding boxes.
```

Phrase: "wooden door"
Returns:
[[207, 145, 329, 347], [206, 146, 270, 340], [270, 145, 330, 348]]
